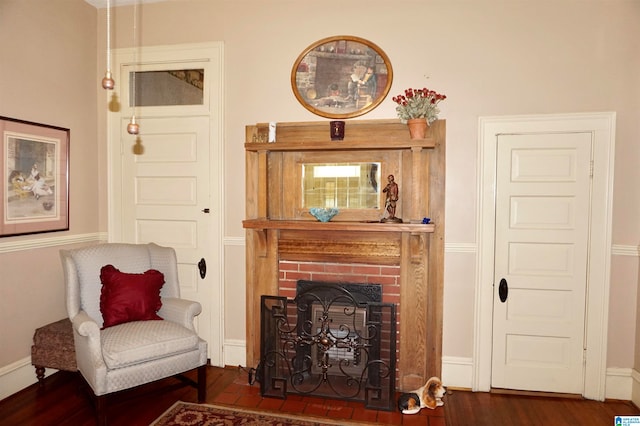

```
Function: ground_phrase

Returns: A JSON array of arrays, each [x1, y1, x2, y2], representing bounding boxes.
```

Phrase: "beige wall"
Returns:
[[1, 0, 639, 391], [0, 0, 99, 366]]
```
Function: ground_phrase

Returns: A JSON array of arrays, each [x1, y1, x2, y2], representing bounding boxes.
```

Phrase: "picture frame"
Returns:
[[291, 35, 393, 119], [1, 116, 69, 237]]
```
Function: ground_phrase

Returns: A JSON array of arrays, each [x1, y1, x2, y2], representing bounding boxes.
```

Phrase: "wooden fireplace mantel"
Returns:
[[243, 119, 445, 391]]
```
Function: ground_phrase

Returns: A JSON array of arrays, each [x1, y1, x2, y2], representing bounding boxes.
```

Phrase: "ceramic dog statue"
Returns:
[[397, 376, 446, 414]]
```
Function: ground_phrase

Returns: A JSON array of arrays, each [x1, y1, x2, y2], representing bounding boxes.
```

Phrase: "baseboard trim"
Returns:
[[605, 367, 632, 400], [223, 339, 246, 368], [442, 356, 473, 389], [0, 356, 54, 401], [442, 357, 632, 400], [631, 368, 640, 406]]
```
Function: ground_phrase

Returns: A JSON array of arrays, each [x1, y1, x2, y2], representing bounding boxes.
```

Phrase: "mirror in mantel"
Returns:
[[302, 162, 381, 210]]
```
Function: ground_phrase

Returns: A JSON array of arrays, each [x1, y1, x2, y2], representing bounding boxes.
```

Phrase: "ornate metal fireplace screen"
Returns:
[[259, 281, 396, 411]]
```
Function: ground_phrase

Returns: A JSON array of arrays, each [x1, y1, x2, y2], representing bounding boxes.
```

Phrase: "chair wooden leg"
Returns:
[[34, 366, 45, 386], [96, 394, 107, 426], [197, 365, 207, 403]]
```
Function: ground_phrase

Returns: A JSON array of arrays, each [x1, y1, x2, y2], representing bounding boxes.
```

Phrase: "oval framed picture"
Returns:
[[291, 35, 393, 119]]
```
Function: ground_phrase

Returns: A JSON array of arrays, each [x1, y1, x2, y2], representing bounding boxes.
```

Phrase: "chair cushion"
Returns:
[[100, 265, 164, 328], [101, 320, 200, 370]]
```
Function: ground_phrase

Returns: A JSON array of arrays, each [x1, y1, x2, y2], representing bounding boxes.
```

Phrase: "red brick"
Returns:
[[352, 265, 382, 275], [258, 397, 284, 411], [280, 398, 307, 414], [372, 275, 397, 285], [349, 405, 379, 423], [377, 409, 404, 425], [324, 263, 353, 274], [278, 288, 296, 299], [236, 393, 263, 408], [303, 401, 328, 417], [279, 262, 299, 271], [283, 271, 312, 281], [298, 262, 325, 272], [383, 294, 401, 304], [380, 265, 401, 276], [325, 403, 354, 420]]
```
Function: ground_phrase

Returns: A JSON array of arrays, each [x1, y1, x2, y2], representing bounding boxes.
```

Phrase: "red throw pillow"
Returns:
[[99, 264, 165, 328]]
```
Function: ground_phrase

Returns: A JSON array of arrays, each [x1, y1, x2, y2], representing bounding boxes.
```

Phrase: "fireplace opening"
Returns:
[[259, 280, 396, 411]]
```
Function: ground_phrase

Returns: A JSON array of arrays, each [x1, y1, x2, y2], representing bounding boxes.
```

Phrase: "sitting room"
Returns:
[[0, 0, 639, 425]]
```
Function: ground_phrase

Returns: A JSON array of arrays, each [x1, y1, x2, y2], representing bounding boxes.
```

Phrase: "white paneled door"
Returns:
[[491, 132, 592, 394], [119, 116, 214, 350], [110, 43, 224, 366]]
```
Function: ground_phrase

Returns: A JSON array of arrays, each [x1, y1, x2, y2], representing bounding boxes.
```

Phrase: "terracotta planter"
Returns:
[[407, 118, 428, 139]]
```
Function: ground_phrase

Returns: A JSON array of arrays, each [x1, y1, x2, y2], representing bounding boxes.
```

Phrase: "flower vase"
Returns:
[[407, 118, 428, 139]]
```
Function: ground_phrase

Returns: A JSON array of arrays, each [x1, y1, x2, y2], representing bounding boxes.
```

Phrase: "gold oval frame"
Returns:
[[291, 35, 393, 119]]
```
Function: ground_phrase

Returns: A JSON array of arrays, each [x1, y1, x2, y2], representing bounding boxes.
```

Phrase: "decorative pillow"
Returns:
[[99, 264, 165, 328]]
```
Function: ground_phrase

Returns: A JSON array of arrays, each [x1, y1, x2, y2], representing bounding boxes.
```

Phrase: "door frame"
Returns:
[[107, 42, 225, 367], [474, 112, 616, 400]]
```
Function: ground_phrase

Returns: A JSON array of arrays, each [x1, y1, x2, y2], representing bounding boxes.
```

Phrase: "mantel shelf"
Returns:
[[245, 118, 438, 151], [244, 139, 435, 152], [242, 219, 435, 233]]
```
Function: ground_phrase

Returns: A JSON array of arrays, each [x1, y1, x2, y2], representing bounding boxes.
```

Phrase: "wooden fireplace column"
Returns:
[[243, 119, 445, 391]]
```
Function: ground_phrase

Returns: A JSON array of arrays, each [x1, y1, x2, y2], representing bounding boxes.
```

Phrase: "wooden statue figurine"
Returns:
[[381, 174, 402, 223]]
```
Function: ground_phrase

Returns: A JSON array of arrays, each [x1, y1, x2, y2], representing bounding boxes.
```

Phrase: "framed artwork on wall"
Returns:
[[291, 35, 393, 119], [1, 116, 69, 237]]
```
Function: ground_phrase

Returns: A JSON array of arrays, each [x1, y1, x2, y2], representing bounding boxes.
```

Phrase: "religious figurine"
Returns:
[[381, 174, 402, 223]]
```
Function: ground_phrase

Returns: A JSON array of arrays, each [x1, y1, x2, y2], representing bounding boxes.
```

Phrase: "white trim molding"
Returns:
[[0, 356, 48, 401], [612, 244, 640, 257], [223, 339, 246, 367], [441, 359, 634, 401], [0, 232, 105, 254], [632, 369, 640, 407], [442, 356, 473, 390], [606, 367, 633, 400]]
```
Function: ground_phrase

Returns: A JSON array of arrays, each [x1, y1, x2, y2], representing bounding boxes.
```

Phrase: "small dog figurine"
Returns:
[[397, 376, 446, 414]]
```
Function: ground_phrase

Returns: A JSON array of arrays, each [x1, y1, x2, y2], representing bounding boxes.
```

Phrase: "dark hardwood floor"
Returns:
[[445, 388, 640, 426], [0, 366, 638, 425]]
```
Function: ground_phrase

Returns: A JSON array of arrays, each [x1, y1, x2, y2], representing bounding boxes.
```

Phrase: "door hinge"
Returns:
[[589, 160, 594, 177]]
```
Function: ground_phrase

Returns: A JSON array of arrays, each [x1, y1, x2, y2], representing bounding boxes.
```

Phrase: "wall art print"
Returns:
[[291, 35, 393, 119], [1, 116, 69, 237]]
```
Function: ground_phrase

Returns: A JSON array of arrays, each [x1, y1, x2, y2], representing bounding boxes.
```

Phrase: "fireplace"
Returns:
[[244, 119, 445, 392], [259, 281, 396, 411]]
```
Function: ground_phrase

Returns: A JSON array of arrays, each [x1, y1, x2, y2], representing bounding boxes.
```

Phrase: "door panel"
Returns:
[[110, 42, 224, 366], [120, 116, 213, 351], [491, 132, 592, 394]]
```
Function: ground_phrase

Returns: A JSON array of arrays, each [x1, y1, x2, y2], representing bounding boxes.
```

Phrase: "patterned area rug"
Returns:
[[150, 401, 369, 426]]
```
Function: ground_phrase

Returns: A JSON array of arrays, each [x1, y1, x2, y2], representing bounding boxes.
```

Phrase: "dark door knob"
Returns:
[[498, 278, 508, 303], [198, 258, 206, 279]]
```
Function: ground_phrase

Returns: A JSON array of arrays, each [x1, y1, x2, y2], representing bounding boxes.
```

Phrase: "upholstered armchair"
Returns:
[[60, 243, 207, 426]]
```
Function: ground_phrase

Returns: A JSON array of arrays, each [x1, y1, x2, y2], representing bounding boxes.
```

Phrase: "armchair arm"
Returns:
[[70, 311, 108, 394], [158, 297, 202, 331]]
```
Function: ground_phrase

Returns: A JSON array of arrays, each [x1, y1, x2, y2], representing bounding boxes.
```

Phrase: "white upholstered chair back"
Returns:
[[61, 243, 181, 328]]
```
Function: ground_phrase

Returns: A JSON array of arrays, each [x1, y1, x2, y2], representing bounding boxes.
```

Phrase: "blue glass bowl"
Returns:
[[309, 207, 339, 222]]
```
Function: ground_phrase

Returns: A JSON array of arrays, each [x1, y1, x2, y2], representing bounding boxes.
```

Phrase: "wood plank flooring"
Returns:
[[0, 366, 638, 425], [445, 388, 639, 426]]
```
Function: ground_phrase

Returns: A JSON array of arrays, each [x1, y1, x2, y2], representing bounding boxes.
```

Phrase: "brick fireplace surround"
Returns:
[[243, 119, 445, 392]]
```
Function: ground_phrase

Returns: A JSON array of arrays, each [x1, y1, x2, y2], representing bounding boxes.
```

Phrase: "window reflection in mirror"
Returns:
[[130, 69, 204, 107], [302, 163, 380, 209]]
